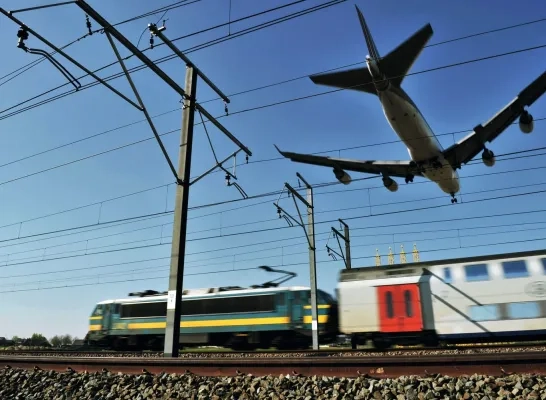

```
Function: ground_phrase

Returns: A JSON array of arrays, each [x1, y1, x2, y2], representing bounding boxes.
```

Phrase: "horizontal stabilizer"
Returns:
[[309, 67, 377, 95], [309, 7, 433, 94], [380, 22, 433, 87]]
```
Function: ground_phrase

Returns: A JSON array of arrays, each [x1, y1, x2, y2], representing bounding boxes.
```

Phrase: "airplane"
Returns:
[[275, 5, 546, 204]]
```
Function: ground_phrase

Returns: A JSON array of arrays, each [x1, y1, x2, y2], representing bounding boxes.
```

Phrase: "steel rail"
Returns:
[[2, 352, 546, 377], [3, 341, 546, 357]]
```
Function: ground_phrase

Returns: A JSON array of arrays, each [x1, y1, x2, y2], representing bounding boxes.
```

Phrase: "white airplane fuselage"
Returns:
[[368, 59, 460, 195]]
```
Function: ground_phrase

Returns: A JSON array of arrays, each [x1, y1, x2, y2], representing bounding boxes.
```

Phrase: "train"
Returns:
[[85, 248, 546, 350]]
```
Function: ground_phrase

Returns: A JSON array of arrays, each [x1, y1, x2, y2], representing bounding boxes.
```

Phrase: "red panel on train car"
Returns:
[[376, 284, 423, 332]]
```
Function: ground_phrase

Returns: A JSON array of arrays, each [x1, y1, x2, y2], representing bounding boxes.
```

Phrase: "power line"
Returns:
[[0, 11, 541, 180], [0, 0, 202, 86], [1, 184, 545, 271], [5, 5, 543, 116], [5, 229, 546, 293], [0, 106, 542, 205], [0, 0, 340, 121], [223, 44, 546, 118], [0, 66, 542, 197], [0, 211, 173, 248], [0, 233, 316, 279], [5, 198, 546, 282], [14, 219, 546, 288], [0, 151, 544, 255], [0, 175, 542, 268]]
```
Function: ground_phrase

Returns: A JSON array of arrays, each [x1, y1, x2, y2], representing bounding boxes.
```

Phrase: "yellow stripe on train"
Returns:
[[88, 325, 102, 331], [88, 315, 328, 331]]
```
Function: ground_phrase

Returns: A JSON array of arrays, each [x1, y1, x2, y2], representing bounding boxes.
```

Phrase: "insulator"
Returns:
[[85, 15, 92, 35]]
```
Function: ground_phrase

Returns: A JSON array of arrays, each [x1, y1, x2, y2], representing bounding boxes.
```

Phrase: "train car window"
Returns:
[[119, 295, 277, 318], [120, 301, 167, 318], [443, 267, 452, 284], [191, 294, 277, 315], [92, 305, 103, 316], [469, 304, 498, 321], [501, 260, 529, 279], [507, 302, 541, 319], [541, 258, 546, 274], [385, 291, 394, 319], [404, 290, 413, 317], [464, 264, 489, 282]]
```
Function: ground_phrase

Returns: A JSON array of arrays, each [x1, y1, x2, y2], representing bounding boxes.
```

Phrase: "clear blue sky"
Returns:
[[0, 0, 545, 340]]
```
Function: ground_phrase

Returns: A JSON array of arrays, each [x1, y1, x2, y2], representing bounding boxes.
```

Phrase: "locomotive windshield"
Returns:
[[91, 304, 103, 316], [318, 290, 335, 303]]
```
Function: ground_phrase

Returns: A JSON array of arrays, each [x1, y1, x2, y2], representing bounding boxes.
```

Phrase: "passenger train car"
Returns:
[[338, 249, 546, 349], [86, 285, 339, 350], [86, 249, 546, 350]]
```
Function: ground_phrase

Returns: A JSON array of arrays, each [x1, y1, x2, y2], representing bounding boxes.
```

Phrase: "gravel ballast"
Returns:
[[2, 367, 546, 399]]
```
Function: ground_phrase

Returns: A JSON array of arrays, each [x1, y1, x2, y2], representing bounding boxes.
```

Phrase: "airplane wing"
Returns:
[[274, 145, 422, 179], [443, 70, 546, 168]]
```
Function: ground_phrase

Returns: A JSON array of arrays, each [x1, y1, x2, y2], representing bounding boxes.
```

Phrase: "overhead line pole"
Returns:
[[326, 219, 351, 270], [274, 173, 319, 350], [164, 64, 197, 357], [144, 21, 251, 359]]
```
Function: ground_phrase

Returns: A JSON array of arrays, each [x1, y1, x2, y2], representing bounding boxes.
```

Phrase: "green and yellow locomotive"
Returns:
[[86, 284, 338, 351]]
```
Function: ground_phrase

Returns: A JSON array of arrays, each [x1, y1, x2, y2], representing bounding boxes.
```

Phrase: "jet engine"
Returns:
[[333, 168, 351, 185], [481, 148, 495, 167], [382, 176, 398, 192], [519, 110, 534, 134]]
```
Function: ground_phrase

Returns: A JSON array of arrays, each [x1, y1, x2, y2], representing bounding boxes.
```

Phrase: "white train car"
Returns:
[[336, 249, 546, 349]]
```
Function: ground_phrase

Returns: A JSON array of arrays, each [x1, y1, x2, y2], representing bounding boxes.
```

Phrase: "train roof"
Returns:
[[339, 248, 546, 282], [97, 285, 314, 305]]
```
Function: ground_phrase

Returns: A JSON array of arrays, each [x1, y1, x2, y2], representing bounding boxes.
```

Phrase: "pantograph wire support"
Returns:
[[273, 172, 320, 350], [192, 109, 248, 199], [325, 219, 351, 270], [0, 2, 253, 185], [16, 26, 81, 91]]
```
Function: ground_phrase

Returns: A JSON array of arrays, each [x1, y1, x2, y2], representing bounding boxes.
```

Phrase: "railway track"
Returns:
[[2, 350, 546, 377], [2, 341, 546, 358]]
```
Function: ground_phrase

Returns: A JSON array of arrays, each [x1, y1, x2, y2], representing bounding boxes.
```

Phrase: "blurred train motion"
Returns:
[[86, 249, 546, 350], [85, 267, 339, 350]]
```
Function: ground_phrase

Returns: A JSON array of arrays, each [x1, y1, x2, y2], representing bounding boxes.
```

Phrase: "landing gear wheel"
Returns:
[[450, 193, 458, 204], [405, 174, 414, 184]]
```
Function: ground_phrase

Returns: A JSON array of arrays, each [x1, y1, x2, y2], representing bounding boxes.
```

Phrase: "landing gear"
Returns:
[[450, 193, 458, 204], [405, 174, 414, 184]]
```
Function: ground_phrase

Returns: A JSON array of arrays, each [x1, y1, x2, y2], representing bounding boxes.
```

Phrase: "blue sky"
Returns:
[[0, 0, 545, 340]]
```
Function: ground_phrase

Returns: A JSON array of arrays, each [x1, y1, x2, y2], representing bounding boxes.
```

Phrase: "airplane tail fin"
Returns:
[[309, 5, 433, 94], [355, 5, 380, 61]]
